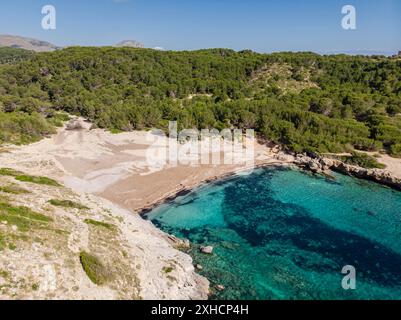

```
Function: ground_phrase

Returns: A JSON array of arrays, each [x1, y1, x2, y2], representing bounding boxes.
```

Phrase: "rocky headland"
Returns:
[[294, 154, 401, 191]]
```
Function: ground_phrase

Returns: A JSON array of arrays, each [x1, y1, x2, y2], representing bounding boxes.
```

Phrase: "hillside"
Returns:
[[0, 47, 400, 156], [0, 163, 208, 299]]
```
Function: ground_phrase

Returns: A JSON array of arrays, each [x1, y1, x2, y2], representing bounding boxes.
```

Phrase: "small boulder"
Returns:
[[200, 246, 213, 254], [216, 284, 225, 291], [195, 264, 203, 271], [66, 119, 85, 131]]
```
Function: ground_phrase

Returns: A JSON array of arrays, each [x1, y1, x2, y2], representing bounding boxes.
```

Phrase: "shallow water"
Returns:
[[145, 167, 401, 300]]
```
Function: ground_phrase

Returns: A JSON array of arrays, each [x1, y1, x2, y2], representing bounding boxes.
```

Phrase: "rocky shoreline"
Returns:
[[139, 153, 401, 231], [294, 154, 401, 191]]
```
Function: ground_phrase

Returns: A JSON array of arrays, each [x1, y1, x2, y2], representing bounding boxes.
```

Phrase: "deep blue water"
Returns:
[[145, 167, 401, 300]]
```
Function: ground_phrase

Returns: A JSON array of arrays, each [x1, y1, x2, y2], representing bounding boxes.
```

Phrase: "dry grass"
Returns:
[[0, 184, 30, 195]]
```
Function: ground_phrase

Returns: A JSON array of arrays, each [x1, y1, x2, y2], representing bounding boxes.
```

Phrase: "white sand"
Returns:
[[0, 118, 291, 212]]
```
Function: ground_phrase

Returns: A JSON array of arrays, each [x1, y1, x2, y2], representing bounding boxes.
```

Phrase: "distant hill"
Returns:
[[325, 49, 395, 56], [115, 40, 144, 48], [0, 35, 146, 52], [0, 35, 59, 52]]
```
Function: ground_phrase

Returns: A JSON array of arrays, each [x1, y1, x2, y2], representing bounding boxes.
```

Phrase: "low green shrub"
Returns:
[[341, 152, 386, 169], [79, 251, 110, 285], [0, 112, 55, 145], [0, 168, 23, 177], [84, 219, 115, 230], [15, 175, 61, 187], [390, 144, 401, 158], [48, 199, 88, 209], [0, 202, 52, 231]]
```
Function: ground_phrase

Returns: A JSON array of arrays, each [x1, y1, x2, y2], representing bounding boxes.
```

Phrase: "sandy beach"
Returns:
[[0, 118, 293, 213]]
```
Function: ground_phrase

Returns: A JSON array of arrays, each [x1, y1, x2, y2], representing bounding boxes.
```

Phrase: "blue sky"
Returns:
[[0, 0, 400, 54]]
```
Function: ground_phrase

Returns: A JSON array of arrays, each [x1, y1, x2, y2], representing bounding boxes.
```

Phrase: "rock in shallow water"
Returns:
[[200, 246, 214, 254], [216, 284, 225, 291]]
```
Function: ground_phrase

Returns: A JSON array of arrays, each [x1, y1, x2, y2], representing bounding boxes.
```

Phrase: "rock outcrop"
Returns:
[[115, 40, 144, 48], [330, 160, 401, 191], [294, 154, 401, 191], [294, 154, 332, 174]]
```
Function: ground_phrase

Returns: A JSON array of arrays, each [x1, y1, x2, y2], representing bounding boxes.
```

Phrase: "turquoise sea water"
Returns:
[[145, 167, 401, 300]]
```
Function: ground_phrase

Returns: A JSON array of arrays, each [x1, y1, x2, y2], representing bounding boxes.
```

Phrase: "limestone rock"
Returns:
[[216, 284, 225, 291], [200, 246, 213, 254]]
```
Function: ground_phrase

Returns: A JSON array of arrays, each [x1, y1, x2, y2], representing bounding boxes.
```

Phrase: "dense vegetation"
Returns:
[[0, 47, 33, 64], [340, 152, 386, 169], [0, 47, 400, 156]]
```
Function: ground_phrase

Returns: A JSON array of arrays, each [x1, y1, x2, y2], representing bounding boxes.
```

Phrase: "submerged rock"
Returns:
[[216, 284, 225, 291], [200, 246, 214, 254]]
